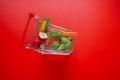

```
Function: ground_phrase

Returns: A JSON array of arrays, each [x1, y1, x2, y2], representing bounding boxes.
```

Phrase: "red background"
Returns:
[[0, 0, 120, 80]]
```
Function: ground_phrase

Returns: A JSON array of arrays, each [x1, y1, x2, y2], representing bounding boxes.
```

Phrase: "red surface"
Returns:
[[0, 0, 120, 80]]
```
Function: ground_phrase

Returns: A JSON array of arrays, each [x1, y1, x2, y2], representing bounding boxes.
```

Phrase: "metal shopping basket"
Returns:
[[21, 13, 77, 55]]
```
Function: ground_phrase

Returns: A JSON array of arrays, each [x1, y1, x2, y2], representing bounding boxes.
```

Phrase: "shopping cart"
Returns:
[[21, 13, 77, 55]]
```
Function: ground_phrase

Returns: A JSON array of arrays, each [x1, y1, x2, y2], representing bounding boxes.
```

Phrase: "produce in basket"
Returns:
[[36, 17, 50, 49], [32, 17, 77, 52], [48, 37, 72, 51], [48, 30, 73, 51]]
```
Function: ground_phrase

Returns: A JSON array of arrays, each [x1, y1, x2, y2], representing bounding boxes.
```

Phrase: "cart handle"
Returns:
[[20, 13, 34, 46]]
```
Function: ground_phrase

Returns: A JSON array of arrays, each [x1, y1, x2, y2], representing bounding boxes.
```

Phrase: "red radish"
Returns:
[[38, 36, 47, 44], [32, 39, 41, 49], [38, 32, 48, 44], [32, 32, 48, 49]]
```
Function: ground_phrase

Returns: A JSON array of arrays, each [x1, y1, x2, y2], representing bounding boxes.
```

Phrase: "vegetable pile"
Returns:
[[32, 17, 77, 52]]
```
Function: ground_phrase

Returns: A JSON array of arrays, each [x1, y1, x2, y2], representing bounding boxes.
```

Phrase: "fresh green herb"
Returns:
[[59, 37, 72, 51], [64, 40, 72, 51], [44, 18, 50, 33], [49, 41, 60, 50], [61, 37, 69, 44], [49, 30, 62, 39], [58, 44, 65, 51], [40, 44, 45, 49], [48, 37, 72, 51]]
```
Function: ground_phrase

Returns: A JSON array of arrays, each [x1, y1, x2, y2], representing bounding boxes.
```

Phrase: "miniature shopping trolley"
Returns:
[[21, 13, 77, 55]]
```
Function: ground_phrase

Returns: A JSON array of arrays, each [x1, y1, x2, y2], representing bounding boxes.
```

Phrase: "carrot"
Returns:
[[62, 32, 78, 37]]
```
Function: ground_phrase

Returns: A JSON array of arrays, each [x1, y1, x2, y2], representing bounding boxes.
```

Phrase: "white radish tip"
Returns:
[[39, 32, 48, 39]]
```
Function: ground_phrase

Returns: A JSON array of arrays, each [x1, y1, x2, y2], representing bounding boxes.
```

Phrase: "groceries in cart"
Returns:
[[25, 15, 77, 55]]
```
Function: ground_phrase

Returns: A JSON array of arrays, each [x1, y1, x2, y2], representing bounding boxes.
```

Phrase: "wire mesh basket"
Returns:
[[22, 14, 77, 55]]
